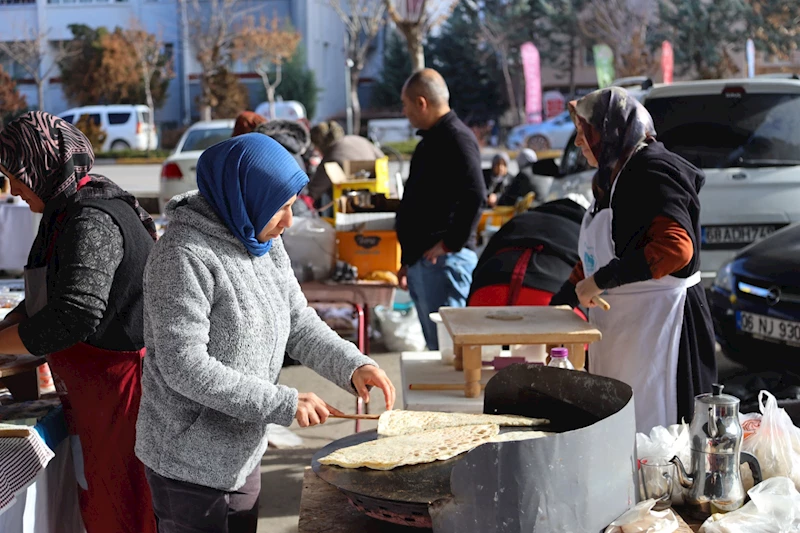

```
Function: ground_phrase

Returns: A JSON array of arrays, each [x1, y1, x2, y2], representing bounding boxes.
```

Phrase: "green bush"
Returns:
[[383, 140, 419, 156]]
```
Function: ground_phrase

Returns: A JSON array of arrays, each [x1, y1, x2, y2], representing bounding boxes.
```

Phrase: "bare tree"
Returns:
[[385, 0, 458, 72], [188, 0, 247, 121], [0, 25, 78, 111], [123, 20, 175, 151], [329, 0, 386, 135], [578, 0, 658, 78], [234, 15, 300, 119]]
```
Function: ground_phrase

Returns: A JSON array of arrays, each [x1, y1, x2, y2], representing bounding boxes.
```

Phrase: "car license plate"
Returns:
[[701, 224, 784, 249], [737, 311, 800, 345]]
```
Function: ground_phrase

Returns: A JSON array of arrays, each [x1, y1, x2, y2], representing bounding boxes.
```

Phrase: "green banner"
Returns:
[[593, 44, 615, 89]]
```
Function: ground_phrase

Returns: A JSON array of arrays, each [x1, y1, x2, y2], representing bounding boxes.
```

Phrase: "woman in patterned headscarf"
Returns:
[[551, 87, 716, 434], [0, 112, 157, 533]]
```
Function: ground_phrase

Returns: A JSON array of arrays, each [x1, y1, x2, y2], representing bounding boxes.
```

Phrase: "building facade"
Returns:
[[0, 0, 366, 125]]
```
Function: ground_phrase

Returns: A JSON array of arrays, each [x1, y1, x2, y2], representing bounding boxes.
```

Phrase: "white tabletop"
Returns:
[[400, 351, 499, 413], [0, 202, 39, 272]]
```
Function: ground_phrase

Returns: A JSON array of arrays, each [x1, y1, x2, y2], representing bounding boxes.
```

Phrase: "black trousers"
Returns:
[[145, 466, 260, 533]]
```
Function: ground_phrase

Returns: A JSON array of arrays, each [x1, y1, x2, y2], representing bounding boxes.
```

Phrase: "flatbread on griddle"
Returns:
[[318, 424, 500, 470], [377, 409, 549, 437], [489, 430, 553, 443]]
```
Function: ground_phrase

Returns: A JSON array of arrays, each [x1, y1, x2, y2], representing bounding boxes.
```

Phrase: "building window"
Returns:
[[0, 54, 27, 80], [48, 0, 129, 4], [584, 46, 595, 67], [0, 0, 35, 4]]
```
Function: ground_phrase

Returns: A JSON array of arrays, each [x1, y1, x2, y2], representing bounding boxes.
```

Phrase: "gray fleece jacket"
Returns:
[[134, 191, 376, 491]]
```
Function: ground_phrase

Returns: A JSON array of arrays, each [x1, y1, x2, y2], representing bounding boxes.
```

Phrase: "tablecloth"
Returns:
[[0, 203, 39, 272], [0, 405, 85, 533]]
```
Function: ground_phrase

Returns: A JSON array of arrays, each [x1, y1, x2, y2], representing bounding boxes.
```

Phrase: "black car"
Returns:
[[710, 223, 800, 368]]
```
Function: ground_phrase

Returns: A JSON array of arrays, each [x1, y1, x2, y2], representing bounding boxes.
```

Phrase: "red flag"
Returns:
[[661, 41, 674, 84]]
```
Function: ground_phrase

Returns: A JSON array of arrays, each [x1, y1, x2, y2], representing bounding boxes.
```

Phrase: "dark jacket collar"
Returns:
[[417, 110, 457, 137]]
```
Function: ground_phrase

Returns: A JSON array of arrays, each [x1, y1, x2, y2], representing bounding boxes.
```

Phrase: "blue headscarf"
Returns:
[[196, 133, 309, 256]]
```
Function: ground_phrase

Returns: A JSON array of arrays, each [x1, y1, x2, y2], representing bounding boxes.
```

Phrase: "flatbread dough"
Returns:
[[377, 410, 549, 437], [319, 424, 500, 470], [489, 431, 553, 443]]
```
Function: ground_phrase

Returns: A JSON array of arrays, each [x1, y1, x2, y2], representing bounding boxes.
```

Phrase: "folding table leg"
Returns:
[[462, 345, 482, 398]]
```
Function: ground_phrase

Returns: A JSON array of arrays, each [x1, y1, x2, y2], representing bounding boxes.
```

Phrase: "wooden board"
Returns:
[[0, 354, 44, 379], [439, 306, 602, 346]]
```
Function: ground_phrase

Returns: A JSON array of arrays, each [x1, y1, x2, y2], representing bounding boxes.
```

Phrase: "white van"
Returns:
[[58, 105, 159, 152], [253, 100, 307, 121]]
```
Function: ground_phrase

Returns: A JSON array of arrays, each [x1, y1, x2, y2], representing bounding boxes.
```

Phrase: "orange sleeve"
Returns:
[[568, 261, 585, 286], [644, 216, 693, 279]]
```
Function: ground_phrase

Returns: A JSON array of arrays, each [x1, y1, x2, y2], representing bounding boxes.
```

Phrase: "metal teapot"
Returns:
[[670, 384, 762, 519]]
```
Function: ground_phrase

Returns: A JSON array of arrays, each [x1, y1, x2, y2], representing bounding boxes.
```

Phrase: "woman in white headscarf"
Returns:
[[550, 87, 716, 433]]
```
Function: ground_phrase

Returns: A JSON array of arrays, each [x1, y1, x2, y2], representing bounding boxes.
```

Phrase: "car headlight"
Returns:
[[713, 262, 734, 293]]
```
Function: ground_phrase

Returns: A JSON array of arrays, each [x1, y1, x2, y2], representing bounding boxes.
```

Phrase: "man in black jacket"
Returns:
[[395, 69, 486, 349]]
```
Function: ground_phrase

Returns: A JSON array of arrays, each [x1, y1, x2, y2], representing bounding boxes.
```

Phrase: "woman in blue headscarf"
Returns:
[[135, 134, 395, 533]]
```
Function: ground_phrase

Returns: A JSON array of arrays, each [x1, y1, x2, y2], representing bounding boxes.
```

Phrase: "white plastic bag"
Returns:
[[374, 305, 427, 352], [604, 499, 679, 533], [700, 477, 800, 533], [741, 391, 800, 491], [636, 423, 691, 504], [282, 217, 336, 281]]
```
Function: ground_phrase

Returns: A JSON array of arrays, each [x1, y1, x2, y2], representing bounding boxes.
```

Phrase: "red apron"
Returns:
[[24, 177, 156, 533]]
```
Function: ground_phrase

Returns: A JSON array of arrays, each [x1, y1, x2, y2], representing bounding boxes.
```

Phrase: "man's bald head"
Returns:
[[401, 69, 451, 130], [403, 69, 450, 107]]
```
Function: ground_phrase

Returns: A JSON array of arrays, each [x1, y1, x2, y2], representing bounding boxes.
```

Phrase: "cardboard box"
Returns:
[[336, 230, 401, 278], [326, 157, 390, 212]]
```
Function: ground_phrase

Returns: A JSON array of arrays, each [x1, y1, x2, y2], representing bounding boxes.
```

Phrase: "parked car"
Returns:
[[159, 119, 234, 213], [506, 80, 653, 152], [253, 100, 307, 121], [367, 118, 417, 144], [547, 78, 800, 286], [59, 105, 158, 152], [506, 111, 574, 151], [709, 223, 800, 368]]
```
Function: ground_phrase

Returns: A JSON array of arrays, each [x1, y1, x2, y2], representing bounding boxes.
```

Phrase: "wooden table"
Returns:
[[401, 351, 496, 413], [301, 281, 396, 355], [0, 354, 44, 402], [299, 468, 700, 533], [439, 306, 602, 398]]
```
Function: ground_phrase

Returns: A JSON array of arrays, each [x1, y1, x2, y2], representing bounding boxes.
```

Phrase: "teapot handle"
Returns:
[[740, 451, 763, 486]]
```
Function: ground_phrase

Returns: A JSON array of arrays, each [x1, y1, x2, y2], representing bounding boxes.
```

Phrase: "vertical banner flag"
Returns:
[[520, 42, 542, 124], [746, 39, 756, 78], [661, 41, 674, 84], [593, 44, 615, 89]]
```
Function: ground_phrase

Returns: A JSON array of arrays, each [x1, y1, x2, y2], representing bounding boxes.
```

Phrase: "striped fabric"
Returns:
[[0, 425, 54, 515]]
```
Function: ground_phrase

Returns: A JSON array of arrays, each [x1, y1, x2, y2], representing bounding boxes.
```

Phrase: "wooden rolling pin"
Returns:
[[0, 427, 32, 438], [330, 413, 380, 420], [592, 296, 611, 311], [409, 383, 487, 391]]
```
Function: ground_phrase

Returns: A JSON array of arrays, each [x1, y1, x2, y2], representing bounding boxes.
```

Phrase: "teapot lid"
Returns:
[[696, 384, 739, 406]]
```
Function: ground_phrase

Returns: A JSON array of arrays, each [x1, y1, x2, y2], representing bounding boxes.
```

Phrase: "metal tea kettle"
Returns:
[[670, 384, 763, 519]]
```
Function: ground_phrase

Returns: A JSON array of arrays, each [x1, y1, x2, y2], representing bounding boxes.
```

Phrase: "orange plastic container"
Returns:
[[336, 230, 401, 278]]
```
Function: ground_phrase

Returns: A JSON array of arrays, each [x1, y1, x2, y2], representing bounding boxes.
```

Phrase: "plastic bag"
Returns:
[[282, 217, 336, 282], [700, 477, 800, 533], [741, 391, 800, 491], [604, 499, 679, 533], [374, 305, 427, 352], [636, 423, 691, 504]]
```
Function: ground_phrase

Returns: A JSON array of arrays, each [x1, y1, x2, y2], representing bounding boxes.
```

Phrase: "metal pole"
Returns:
[[179, 0, 192, 125], [345, 58, 354, 135]]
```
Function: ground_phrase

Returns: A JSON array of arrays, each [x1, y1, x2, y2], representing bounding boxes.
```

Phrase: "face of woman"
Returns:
[[256, 196, 297, 243], [574, 123, 600, 168], [2, 170, 45, 213]]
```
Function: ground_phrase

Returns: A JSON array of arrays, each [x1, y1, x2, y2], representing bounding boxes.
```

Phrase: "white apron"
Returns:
[[579, 176, 700, 434]]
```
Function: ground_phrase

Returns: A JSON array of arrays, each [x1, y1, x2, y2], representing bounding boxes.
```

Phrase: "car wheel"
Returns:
[[110, 140, 130, 152], [525, 135, 550, 152]]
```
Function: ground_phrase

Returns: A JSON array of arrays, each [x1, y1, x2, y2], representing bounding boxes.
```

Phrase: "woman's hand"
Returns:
[[575, 275, 603, 308], [295, 392, 343, 427], [352, 365, 396, 410]]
